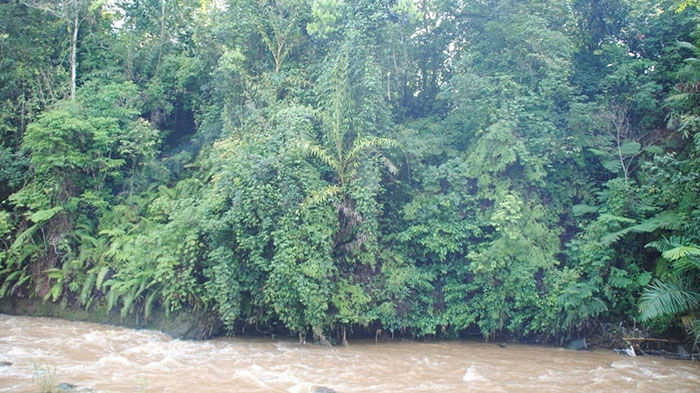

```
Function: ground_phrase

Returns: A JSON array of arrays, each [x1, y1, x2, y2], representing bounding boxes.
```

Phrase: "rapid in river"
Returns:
[[0, 314, 698, 392]]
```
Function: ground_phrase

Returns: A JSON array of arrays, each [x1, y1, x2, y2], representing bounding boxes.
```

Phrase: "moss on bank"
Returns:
[[0, 297, 221, 340]]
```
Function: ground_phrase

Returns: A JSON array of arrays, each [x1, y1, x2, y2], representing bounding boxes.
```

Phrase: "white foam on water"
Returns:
[[679, 371, 700, 381], [537, 370, 558, 381], [0, 383, 23, 392], [463, 365, 489, 382], [640, 367, 671, 379], [122, 341, 163, 356], [610, 360, 634, 369], [286, 381, 314, 393], [96, 354, 132, 368], [81, 330, 106, 344], [143, 355, 183, 372], [5, 346, 49, 358]]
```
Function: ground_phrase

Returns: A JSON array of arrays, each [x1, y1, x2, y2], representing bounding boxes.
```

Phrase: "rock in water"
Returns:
[[0, 361, 12, 367], [566, 338, 587, 350], [314, 387, 337, 393], [498, 343, 507, 348], [56, 383, 77, 391]]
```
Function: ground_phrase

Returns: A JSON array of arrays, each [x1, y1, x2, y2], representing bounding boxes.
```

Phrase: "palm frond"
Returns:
[[677, 41, 699, 52], [345, 137, 399, 164], [299, 185, 341, 211], [378, 153, 398, 176], [646, 236, 686, 254], [639, 279, 700, 321], [663, 245, 700, 261], [673, 257, 700, 274], [295, 141, 341, 173]]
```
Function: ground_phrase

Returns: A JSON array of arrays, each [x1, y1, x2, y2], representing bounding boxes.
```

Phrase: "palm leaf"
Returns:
[[299, 185, 341, 211], [345, 137, 399, 164], [295, 141, 341, 173], [378, 153, 398, 176], [639, 279, 700, 321], [663, 245, 700, 261], [677, 41, 699, 51]]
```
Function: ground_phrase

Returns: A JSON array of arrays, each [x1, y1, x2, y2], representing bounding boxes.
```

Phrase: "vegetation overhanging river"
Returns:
[[0, 315, 698, 393]]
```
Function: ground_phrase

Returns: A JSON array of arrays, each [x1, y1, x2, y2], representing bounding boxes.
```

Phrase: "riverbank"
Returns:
[[0, 296, 693, 360], [0, 297, 221, 340]]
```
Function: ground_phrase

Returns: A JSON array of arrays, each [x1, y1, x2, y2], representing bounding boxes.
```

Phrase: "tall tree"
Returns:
[[21, 0, 96, 100]]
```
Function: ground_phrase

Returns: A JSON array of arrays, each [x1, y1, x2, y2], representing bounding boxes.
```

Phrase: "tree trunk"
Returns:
[[342, 325, 348, 347], [156, 0, 166, 73], [70, 10, 78, 100], [313, 326, 331, 347]]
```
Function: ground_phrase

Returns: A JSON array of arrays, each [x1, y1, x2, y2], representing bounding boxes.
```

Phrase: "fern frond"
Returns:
[[80, 272, 96, 306], [601, 227, 634, 245], [10, 224, 40, 253], [96, 266, 110, 290], [630, 211, 683, 232], [27, 207, 63, 224], [673, 257, 700, 274], [144, 289, 160, 320]]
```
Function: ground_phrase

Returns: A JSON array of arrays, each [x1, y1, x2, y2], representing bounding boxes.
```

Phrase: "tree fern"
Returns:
[[601, 211, 683, 245]]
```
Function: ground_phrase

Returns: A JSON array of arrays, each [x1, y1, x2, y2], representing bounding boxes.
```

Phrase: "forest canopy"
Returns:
[[1, 0, 700, 344]]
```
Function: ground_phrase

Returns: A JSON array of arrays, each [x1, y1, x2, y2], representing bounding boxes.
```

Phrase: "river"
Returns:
[[0, 314, 698, 392]]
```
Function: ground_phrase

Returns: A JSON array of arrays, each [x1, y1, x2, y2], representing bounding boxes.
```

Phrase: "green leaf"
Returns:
[[663, 246, 700, 261], [676, 41, 698, 51], [637, 272, 652, 287], [629, 211, 682, 233], [572, 204, 598, 216], [620, 141, 641, 155], [28, 207, 63, 223], [639, 279, 700, 321], [46, 282, 62, 302], [602, 159, 621, 172], [80, 272, 96, 306], [643, 145, 663, 154], [96, 266, 110, 290]]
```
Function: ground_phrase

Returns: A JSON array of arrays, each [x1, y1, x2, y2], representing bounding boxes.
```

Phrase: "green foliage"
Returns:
[[639, 279, 700, 321], [639, 237, 700, 341], [2, 0, 700, 344]]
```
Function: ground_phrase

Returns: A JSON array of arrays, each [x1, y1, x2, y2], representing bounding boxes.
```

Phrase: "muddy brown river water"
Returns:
[[0, 314, 698, 392]]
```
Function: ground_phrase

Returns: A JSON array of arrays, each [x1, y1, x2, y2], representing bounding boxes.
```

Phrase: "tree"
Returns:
[[21, 0, 96, 100], [588, 104, 661, 187], [252, 0, 306, 73], [297, 48, 398, 256]]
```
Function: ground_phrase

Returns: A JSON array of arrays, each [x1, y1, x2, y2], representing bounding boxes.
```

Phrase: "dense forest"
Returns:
[[1, 0, 700, 345]]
